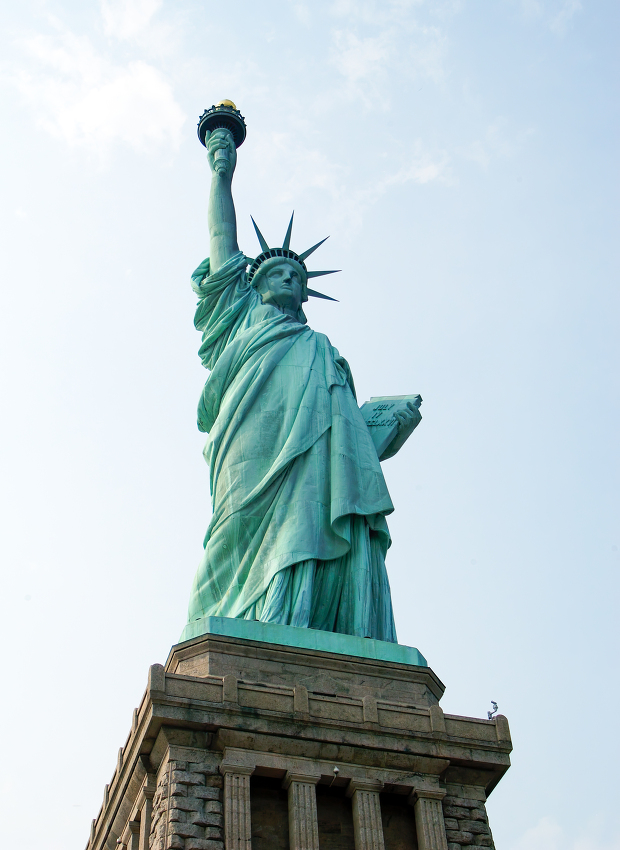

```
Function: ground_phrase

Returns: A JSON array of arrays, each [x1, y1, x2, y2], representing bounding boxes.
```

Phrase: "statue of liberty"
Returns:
[[184, 103, 421, 643]]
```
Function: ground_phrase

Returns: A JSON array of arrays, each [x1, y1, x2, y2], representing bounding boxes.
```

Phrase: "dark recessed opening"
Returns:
[[315, 783, 355, 850], [381, 792, 418, 850], [250, 775, 289, 850]]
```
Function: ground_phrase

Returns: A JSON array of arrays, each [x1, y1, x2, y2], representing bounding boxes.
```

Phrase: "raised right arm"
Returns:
[[205, 128, 239, 274]]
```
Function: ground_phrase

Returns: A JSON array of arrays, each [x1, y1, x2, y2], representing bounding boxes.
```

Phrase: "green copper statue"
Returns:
[[184, 103, 421, 643]]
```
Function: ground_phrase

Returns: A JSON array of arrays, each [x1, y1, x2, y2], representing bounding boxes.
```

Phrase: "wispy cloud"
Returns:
[[549, 0, 582, 35], [247, 129, 347, 202], [516, 0, 583, 35], [510, 817, 564, 850], [331, 29, 393, 91], [99, 0, 180, 55], [8, 9, 185, 155], [12, 27, 185, 154], [245, 120, 449, 242], [328, 0, 450, 107], [331, 141, 451, 238], [461, 118, 535, 169], [509, 817, 620, 850], [291, 3, 312, 26], [385, 141, 452, 187], [101, 0, 163, 40], [330, 0, 463, 27], [330, 0, 425, 24]]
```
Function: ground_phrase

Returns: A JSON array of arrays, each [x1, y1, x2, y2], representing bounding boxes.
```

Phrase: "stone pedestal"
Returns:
[[86, 622, 511, 850]]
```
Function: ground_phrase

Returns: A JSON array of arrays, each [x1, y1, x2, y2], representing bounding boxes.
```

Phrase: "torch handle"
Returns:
[[213, 147, 229, 173]]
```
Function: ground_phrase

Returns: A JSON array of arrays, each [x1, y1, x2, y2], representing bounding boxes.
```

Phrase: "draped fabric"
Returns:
[[185, 251, 397, 642]]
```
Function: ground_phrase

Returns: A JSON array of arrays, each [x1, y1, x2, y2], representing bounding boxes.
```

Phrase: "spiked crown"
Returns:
[[248, 213, 339, 302]]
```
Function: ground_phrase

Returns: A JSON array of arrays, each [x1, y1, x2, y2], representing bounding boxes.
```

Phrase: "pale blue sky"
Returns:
[[1, 1, 618, 848]]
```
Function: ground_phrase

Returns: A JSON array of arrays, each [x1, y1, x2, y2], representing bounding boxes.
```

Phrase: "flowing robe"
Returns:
[[185, 251, 397, 641]]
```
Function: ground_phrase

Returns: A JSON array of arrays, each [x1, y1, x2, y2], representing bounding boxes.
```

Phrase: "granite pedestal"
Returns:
[[86, 622, 511, 850]]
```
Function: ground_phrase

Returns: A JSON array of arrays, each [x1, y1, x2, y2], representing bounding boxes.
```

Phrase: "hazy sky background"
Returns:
[[1, 1, 618, 848]]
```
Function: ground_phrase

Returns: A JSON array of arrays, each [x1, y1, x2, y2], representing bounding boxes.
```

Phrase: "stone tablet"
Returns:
[[360, 395, 423, 458]]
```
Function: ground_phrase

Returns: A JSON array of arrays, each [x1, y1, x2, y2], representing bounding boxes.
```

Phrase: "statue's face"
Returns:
[[256, 260, 303, 313]]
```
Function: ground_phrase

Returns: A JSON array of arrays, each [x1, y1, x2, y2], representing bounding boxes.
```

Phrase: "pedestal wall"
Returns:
[[86, 629, 511, 850]]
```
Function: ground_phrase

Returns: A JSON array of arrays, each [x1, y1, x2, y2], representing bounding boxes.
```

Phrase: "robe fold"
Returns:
[[185, 251, 397, 641]]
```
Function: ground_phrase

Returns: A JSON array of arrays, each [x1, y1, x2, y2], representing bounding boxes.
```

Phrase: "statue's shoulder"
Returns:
[[191, 257, 212, 287], [191, 252, 251, 297]]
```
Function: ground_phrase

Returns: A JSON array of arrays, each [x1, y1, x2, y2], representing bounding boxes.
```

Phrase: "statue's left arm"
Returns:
[[379, 401, 422, 461]]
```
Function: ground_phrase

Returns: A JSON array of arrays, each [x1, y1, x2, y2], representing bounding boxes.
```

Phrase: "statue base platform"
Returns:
[[179, 616, 428, 667], [86, 624, 511, 850]]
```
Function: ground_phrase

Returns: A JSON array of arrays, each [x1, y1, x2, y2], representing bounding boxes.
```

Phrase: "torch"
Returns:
[[197, 100, 247, 173]]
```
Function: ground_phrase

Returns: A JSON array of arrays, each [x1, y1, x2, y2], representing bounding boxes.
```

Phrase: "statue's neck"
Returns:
[[262, 296, 299, 321], [280, 305, 299, 320]]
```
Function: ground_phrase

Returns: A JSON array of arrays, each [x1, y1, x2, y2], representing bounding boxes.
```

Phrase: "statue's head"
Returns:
[[253, 257, 307, 319], [247, 214, 340, 323]]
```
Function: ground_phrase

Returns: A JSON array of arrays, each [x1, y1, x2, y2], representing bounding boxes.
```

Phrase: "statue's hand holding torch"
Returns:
[[206, 128, 237, 177], [198, 100, 246, 179]]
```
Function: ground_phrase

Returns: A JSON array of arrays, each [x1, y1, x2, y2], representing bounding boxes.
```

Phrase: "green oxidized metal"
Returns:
[[183, 102, 423, 648]]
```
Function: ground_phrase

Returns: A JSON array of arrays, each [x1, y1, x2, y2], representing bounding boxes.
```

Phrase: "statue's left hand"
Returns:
[[380, 400, 422, 460], [394, 401, 422, 439]]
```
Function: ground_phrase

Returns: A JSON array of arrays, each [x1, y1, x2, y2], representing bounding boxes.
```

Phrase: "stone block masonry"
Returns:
[[86, 631, 510, 850], [443, 786, 496, 849], [150, 754, 224, 850]]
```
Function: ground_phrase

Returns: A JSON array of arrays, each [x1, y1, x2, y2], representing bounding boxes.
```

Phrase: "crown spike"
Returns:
[[250, 216, 270, 253], [282, 211, 294, 251], [307, 288, 339, 302], [306, 269, 340, 278], [298, 237, 329, 262]]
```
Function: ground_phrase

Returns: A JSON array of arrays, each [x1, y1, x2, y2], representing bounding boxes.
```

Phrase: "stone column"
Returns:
[[221, 765, 253, 850], [128, 821, 140, 850], [138, 785, 154, 850], [409, 789, 448, 850], [346, 779, 385, 850], [283, 772, 320, 850], [119, 820, 140, 850]]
